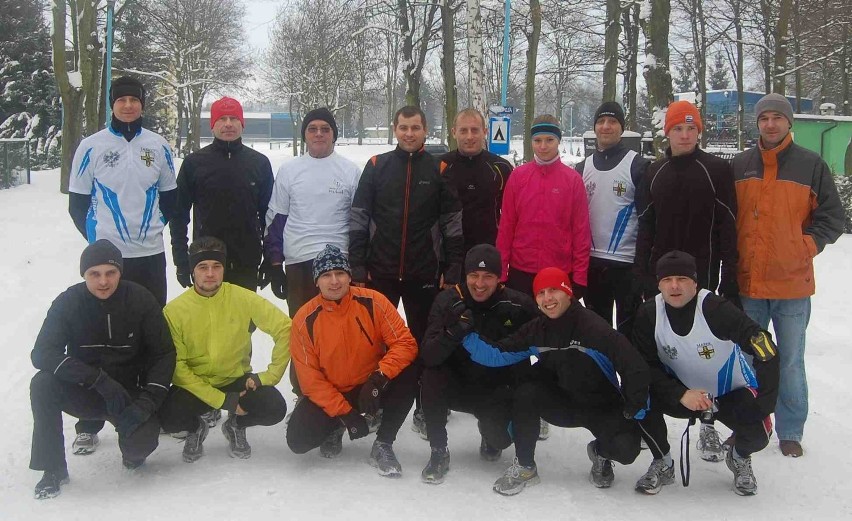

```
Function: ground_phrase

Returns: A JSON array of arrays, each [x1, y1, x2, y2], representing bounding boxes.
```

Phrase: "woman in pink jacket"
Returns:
[[497, 115, 591, 299]]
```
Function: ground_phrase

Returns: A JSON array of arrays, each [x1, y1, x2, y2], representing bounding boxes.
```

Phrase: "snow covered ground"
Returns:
[[1, 144, 850, 520]]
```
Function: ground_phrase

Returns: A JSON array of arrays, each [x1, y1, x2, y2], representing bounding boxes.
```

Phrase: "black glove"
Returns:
[[268, 265, 288, 300], [718, 277, 742, 310], [339, 410, 369, 440], [571, 283, 586, 300], [176, 267, 192, 288], [115, 403, 150, 438], [90, 369, 132, 417], [358, 371, 389, 416], [445, 309, 475, 340], [350, 266, 368, 284], [246, 373, 263, 389], [749, 331, 778, 362], [640, 272, 658, 300]]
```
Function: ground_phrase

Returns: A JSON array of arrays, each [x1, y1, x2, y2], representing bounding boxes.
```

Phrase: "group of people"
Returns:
[[28, 75, 844, 501]]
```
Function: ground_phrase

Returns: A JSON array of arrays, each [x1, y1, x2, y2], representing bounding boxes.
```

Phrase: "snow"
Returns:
[[1, 145, 852, 519], [67, 71, 82, 89]]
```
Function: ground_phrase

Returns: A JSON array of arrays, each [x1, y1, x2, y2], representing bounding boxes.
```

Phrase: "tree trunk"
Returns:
[[843, 18, 850, 115], [602, 0, 621, 102], [793, 0, 802, 111], [690, 0, 708, 146], [523, 0, 541, 162], [79, 0, 102, 136], [51, 0, 83, 193], [467, 0, 486, 118], [641, 0, 673, 156], [623, 2, 640, 131], [732, 0, 745, 149], [773, 0, 793, 94], [441, 0, 458, 150], [760, 0, 773, 93]]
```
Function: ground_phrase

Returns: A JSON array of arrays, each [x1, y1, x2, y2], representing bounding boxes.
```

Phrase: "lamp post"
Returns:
[[105, 0, 117, 124], [568, 100, 575, 138]]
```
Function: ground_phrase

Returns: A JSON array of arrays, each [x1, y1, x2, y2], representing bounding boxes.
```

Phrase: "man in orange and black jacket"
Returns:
[[731, 94, 844, 458], [286, 245, 419, 478]]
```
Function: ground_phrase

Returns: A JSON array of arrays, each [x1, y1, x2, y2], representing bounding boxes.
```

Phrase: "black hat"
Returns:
[[594, 101, 625, 130], [80, 240, 123, 276], [110, 76, 145, 109], [464, 244, 501, 276], [301, 107, 339, 142], [656, 250, 698, 282]]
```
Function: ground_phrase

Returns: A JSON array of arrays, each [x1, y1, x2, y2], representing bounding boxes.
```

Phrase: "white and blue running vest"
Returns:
[[69, 127, 177, 258], [583, 150, 638, 263], [653, 289, 757, 398]]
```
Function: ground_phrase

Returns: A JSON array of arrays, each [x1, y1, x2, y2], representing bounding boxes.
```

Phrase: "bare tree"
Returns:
[[641, 0, 673, 154], [522, 0, 541, 162], [51, 0, 103, 193], [440, 0, 461, 149], [135, 0, 249, 154], [602, 0, 621, 102], [467, 0, 487, 117], [397, 0, 440, 106]]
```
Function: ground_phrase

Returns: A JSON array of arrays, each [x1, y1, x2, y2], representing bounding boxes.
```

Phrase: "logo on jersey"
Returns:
[[612, 181, 627, 197], [328, 180, 345, 194], [467, 184, 475, 190], [103, 151, 121, 168], [478, 261, 486, 268], [662, 344, 678, 359], [697, 342, 715, 359], [140, 148, 156, 167], [585, 181, 596, 199]]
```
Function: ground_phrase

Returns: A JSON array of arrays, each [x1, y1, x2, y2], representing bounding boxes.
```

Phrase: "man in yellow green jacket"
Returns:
[[159, 236, 291, 462]]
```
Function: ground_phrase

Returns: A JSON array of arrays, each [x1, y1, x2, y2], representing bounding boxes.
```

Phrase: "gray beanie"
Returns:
[[80, 240, 123, 276], [755, 93, 794, 126]]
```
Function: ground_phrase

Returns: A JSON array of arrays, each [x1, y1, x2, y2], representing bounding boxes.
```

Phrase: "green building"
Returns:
[[793, 114, 852, 176]]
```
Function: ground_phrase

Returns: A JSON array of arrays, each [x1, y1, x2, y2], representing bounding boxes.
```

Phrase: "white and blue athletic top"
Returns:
[[654, 289, 757, 398], [583, 149, 638, 263], [69, 127, 177, 258]]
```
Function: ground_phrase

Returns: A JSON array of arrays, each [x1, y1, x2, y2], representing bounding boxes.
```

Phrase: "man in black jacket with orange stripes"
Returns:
[[349, 105, 464, 345], [438, 109, 513, 253]]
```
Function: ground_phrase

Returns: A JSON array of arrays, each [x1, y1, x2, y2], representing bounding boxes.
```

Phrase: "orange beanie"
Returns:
[[664, 100, 703, 135]]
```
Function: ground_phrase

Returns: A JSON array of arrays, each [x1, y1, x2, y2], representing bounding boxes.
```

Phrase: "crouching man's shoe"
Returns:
[[34, 468, 70, 500]]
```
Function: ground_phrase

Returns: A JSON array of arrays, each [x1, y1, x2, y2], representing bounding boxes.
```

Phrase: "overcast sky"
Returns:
[[244, 0, 279, 53]]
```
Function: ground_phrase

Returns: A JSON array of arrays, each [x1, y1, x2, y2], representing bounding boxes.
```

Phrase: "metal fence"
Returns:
[[0, 138, 31, 189]]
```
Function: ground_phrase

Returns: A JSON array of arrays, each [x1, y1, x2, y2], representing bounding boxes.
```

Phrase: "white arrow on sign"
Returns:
[[491, 119, 508, 144]]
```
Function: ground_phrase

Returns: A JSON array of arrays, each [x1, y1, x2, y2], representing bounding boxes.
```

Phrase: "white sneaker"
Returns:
[[72, 433, 99, 455], [697, 424, 725, 462]]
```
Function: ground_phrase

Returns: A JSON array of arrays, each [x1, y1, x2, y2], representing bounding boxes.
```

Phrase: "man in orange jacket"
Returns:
[[732, 94, 844, 458], [286, 245, 419, 477]]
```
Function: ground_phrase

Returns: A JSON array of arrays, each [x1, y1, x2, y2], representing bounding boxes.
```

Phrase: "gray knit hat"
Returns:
[[755, 93, 794, 126], [80, 240, 123, 276], [313, 244, 351, 281]]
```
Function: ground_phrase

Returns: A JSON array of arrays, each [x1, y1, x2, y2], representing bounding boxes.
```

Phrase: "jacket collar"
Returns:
[[318, 288, 354, 313], [595, 142, 626, 161], [459, 282, 507, 311], [665, 145, 701, 166], [393, 145, 426, 160], [758, 132, 793, 167], [212, 137, 243, 155]]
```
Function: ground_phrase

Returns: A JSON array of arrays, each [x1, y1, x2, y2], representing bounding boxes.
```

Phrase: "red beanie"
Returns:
[[665, 100, 703, 135], [533, 267, 573, 298], [210, 97, 244, 129]]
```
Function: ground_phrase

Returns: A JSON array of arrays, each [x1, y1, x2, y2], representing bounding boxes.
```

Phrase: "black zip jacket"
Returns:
[[169, 137, 274, 271], [31, 281, 176, 408], [635, 147, 738, 292], [350, 146, 464, 283], [420, 283, 539, 385], [631, 293, 779, 416], [438, 149, 513, 252], [480, 301, 650, 413]]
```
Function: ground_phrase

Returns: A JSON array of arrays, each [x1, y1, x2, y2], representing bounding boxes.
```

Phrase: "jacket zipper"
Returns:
[[399, 154, 413, 280], [355, 316, 373, 344], [107, 313, 113, 339]]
